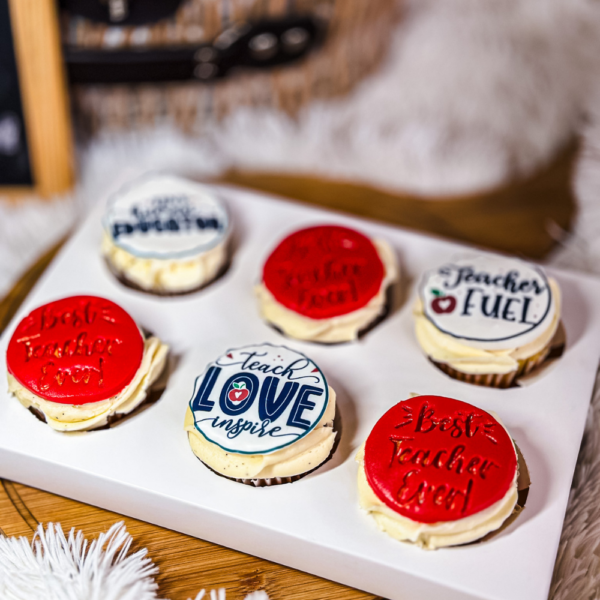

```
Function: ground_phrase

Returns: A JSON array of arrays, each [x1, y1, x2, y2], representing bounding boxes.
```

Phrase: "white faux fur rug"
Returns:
[[214, 0, 600, 196]]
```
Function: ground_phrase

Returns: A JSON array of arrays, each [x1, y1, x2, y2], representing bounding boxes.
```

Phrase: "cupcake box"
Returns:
[[0, 184, 599, 600]]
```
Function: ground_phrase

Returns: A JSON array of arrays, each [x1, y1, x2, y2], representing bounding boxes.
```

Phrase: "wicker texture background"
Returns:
[[65, 0, 400, 134]]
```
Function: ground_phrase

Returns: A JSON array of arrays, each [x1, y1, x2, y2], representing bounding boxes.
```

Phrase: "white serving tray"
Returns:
[[1, 184, 599, 600]]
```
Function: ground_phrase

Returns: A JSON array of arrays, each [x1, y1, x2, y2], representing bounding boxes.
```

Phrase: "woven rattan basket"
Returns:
[[62, 0, 400, 135]]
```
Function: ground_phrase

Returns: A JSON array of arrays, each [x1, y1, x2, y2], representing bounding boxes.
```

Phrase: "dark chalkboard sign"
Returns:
[[0, 0, 33, 186], [0, 0, 73, 198]]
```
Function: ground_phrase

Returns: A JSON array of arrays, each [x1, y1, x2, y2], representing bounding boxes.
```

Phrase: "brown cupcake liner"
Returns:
[[103, 255, 231, 297], [201, 462, 314, 487], [197, 410, 342, 487], [430, 328, 562, 389]]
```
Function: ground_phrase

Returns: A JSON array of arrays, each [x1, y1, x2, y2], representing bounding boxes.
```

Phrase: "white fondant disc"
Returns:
[[420, 255, 556, 350], [104, 174, 229, 259], [189, 343, 329, 455]]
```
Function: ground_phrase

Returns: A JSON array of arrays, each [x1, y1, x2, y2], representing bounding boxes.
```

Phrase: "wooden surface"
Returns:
[[223, 142, 578, 260], [0, 153, 578, 597], [8, 0, 73, 198]]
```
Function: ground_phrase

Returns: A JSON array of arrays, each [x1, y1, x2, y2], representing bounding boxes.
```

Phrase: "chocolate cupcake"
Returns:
[[184, 343, 337, 486], [255, 225, 398, 343], [414, 255, 562, 388], [6, 295, 169, 432], [356, 395, 523, 549], [102, 174, 230, 295]]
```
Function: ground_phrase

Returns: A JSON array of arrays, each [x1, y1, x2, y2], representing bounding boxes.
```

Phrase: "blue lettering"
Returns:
[[112, 222, 134, 239], [258, 376, 299, 422], [191, 366, 221, 412], [287, 385, 323, 430], [279, 358, 311, 380]]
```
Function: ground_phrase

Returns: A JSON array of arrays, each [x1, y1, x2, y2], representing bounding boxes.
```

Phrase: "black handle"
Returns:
[[65, 17, 323, 85]]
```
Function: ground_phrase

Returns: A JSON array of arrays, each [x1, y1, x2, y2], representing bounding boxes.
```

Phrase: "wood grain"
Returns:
[[8, 0, 73, 198]]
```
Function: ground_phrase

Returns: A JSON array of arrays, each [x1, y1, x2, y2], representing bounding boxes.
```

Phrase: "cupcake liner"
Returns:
[[198, 410, 342, 487], [202, 463, 314, 487], [431, 331, 558, 389]]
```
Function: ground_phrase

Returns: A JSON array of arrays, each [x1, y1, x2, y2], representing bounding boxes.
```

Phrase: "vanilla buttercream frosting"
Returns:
[[102, 232, 228, 293], [356, 446, 518, 549], [8, 336, 169, 432], [256, 238, 398, 343], [185, 387, 336, 479]]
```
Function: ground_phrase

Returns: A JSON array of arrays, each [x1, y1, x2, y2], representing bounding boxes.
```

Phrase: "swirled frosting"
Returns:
[[102, 232, 228, 293], [356, 448, 518, 549]]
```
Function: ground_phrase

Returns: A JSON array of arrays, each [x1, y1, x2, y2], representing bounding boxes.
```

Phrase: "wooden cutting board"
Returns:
[[0, 149, 577, 598]]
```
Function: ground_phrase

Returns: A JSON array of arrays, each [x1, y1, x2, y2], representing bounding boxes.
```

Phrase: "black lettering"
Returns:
[[462, 288, 478, 316], [502, 297, 518, 321], [481, 294, 502, 318]]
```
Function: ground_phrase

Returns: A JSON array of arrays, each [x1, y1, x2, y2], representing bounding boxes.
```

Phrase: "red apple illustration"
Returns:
[[430, 289, 457, 314], [228, 381, 249, 402]]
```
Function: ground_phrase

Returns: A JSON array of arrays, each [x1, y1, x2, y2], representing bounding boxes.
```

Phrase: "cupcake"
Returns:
[[102, 174, 230, 296], [6, 295, 169, 432], [414, 255, 561, 388], [356, 395, 522, 549], [184, 343, 337, 486], [255, 225, 398, 343]]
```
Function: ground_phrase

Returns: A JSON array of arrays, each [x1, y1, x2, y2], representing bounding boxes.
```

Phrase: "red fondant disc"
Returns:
[[7, 296, 144, 405], [364, 396, 517, 524], [262, 225, 385, 319]]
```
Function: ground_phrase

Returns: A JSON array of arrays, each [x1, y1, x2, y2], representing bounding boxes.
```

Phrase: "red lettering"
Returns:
[[446, 445, 466, 474], [433, 485, 447, 505], [415, 403, 437, 433], [411, 449, 431, 466]]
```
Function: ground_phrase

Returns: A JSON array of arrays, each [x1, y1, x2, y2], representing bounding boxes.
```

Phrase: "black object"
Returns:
[[0, 0, 33, 186], [60, 0, 185, 25], [64, 17, 323, 85]]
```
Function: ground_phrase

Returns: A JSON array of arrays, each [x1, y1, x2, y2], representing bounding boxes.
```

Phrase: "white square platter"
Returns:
[[1, 184, 599, 600]]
